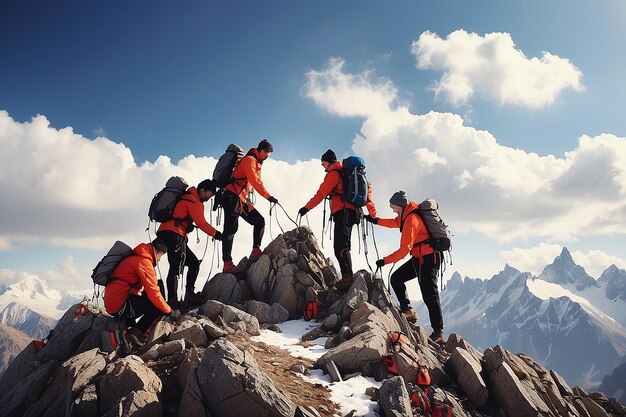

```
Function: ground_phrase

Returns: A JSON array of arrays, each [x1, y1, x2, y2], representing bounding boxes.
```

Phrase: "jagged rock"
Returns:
[[483, 347, 545, 417], [302, 326, 326, 342], [321, 314, 341, 332], [178, 369, 207, 417], [247, 255, 272, 300], [286, 249, 299, 263], [342, 272, 369, 321], [414, 325, 429, 346], [170, 320, 208, 347], [71, 384, 98, 417], [317, 327, 387, 373], [245, 300, 271, 323], [0, 359, 58, 417], [102, 390, 161, 417], [145, 319, 174, 346], [268, 303, 289, 324], [178, 347, 199, 389], [199, 301, 260, 336], [392, 344, 423, 388], [573, 398, 593, 417], [321, 266, 339, 287], [99, 355, 162, 413], [264, 234, 288, 258], [37, 303, 96, 363], [350, 302, 399, 337], [141, 339, 185, 360], [445, 333, 483, 362], [269, 272, 299, 319], [581, 398, 611, 417], [197, 338, 296, 417], [77, 314, 118, 354], [200, 319, 228, 339], [448, 347, 488, 408], [0, 341, 39, 401], [202, 273, 247, 304], [378, 375, 412, 417], [574, 386, 590, 398]]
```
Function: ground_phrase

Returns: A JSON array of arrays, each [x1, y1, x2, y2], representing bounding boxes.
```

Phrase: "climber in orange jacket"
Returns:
[[368, 191, 444, 344], [298, 149, 377, 289], [221, 139, 278, 272], [104, 238, 180, 344], [157, 179, 223, 303]]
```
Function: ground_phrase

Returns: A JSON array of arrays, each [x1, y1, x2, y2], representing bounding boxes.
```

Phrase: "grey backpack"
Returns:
[[213, 144, 244, 188], [401, 199, 452, 252], [91, 241, 133, 286], [148, 176, 189, 223]]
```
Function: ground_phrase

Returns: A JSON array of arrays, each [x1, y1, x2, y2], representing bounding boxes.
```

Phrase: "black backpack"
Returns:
[[91, 241, 133, 286], [402, 199, 451, 252], [341, 156, 368, 207], [213, 144, 244, 188], [148, 176, 189, 223]]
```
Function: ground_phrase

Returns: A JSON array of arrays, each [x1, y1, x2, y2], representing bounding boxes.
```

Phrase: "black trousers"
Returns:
[[121, 293, 163, 334], [222, 190, 265, 261], [390, 253, 443, 332], [156, 230, 200, 301], [332, 208, 357, 277]]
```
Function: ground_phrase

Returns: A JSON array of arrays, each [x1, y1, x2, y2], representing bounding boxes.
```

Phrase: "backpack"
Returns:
[[303, 300, 320, 321], [389, 331, 409, 347], [431, 403, 453, 417], [402, 199, 451, 252], [213, 144, 244, 188], [341, 156, 367, 207], [410, 388, 432, 415], [417, 359, 431, 387], [148, 176, 189, 223], [91, 241, 133, 286]]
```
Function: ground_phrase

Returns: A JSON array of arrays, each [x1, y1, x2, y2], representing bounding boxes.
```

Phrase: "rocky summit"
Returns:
[[0, 227, 624, 417]]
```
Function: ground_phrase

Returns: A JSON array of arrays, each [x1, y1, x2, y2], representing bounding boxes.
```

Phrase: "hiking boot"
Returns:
[[184, 289, 205, 304], [223, 260, 235, 272], [249, 247, 262, 259], [402, 309, 418, 324], [334, 273, 353, 293], [125, 327, 146, 348], [429, 331, 445, 345]]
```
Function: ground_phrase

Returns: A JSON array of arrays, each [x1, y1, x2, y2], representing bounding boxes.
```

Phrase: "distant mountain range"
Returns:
[[0, 322, 31, 377], [415, 247, 626, 389]]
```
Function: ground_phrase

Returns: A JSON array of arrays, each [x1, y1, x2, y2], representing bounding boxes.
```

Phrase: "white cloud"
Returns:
[[571, 250, 626, 279], [411, 30, 584, 108], [302, 58, 626, 245]]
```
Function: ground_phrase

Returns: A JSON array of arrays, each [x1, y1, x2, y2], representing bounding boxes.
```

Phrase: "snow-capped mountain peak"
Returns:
[[538, 247, 597, 291], [598, 265, 626, 301]]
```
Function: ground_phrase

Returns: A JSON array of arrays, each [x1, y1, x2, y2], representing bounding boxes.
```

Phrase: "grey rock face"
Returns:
[[448, 347, 488, 408], [197, 338, 296, 417], [170, 320, 208, 347], [378, 375, 412, 417], [102, 390, 161, 417], [202, 273, 246, 304]]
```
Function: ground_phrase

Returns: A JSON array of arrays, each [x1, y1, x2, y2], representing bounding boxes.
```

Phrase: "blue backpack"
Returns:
[[341, 156, 367, 207]]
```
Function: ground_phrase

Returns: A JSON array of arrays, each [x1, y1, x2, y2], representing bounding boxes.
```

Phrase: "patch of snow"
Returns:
[[253, 319, 381, 417]]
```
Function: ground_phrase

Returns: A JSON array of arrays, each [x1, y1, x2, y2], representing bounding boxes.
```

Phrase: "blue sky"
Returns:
[[1, 1, 626, 290]]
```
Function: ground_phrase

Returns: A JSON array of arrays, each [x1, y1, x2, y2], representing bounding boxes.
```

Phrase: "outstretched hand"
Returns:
[[365, 215, 378, 224], [298, 207, 309, 217], [268, 196, 278, 204], [375, 259, 385, 268]]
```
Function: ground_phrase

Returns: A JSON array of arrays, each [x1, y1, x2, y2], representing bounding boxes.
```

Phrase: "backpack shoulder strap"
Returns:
[[400, 209, 421, 232]]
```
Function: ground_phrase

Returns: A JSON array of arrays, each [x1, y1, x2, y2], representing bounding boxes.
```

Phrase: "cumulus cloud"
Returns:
[[303, 58, 626, 244], [501, 244, 626, 278], [411, 30, 584, 108]]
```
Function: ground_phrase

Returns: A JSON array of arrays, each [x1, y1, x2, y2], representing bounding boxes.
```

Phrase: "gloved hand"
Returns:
[[213, 231, 224, 241], [169, 309, 181, 321], [268, 196, 278, 204], [298, 207, 309, 216], [376, 259, 385, 268], [365, 215, 378, 224]]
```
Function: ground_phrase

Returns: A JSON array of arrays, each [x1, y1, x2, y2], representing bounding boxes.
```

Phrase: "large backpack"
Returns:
[[148, 176, 189, 223], [213, 144, 244, 188], [341, 156, 367, 207], [402, 199, 451, 252], [91, 241, 133, 286]]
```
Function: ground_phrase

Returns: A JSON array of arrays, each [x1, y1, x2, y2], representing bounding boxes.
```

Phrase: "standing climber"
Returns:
[[157, 179, 223, 303], [221, 139, 278, 272], [298, 149, 377, 290], [368, 191, 444, 344]]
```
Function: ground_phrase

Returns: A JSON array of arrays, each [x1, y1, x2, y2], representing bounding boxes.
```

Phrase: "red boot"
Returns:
[[223, 260, 235, 272], [250, 247, 262, 259]]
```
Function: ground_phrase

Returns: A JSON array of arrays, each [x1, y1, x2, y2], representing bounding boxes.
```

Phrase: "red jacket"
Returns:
[[379, 200, 433, 264], [104, 243, 171, 315], [157, 187, 217, 237], [225, 148, 271, 209], [304, 161, 377, 216]]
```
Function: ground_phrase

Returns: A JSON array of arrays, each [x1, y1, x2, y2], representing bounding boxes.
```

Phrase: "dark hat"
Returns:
[[321, 149, 337, 164], [257, 139, 274, 152], [152, 238, 168, 254], [389, 191, 408, 207]]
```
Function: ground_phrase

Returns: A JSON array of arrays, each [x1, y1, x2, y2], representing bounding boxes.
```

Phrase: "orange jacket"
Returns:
[[104, 243, 171, 315], [157, 187, 217, 238], [379, 200, 433, 264], [304, 162, 377, 216], [225, 148, 271, 208]]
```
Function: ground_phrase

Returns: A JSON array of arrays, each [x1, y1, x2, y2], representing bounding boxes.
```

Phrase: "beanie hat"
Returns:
[[152, 238, 168, 254], [257, 139, 274, 152], [389, 191, 408, 207], [321, 149, 337, 164]]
